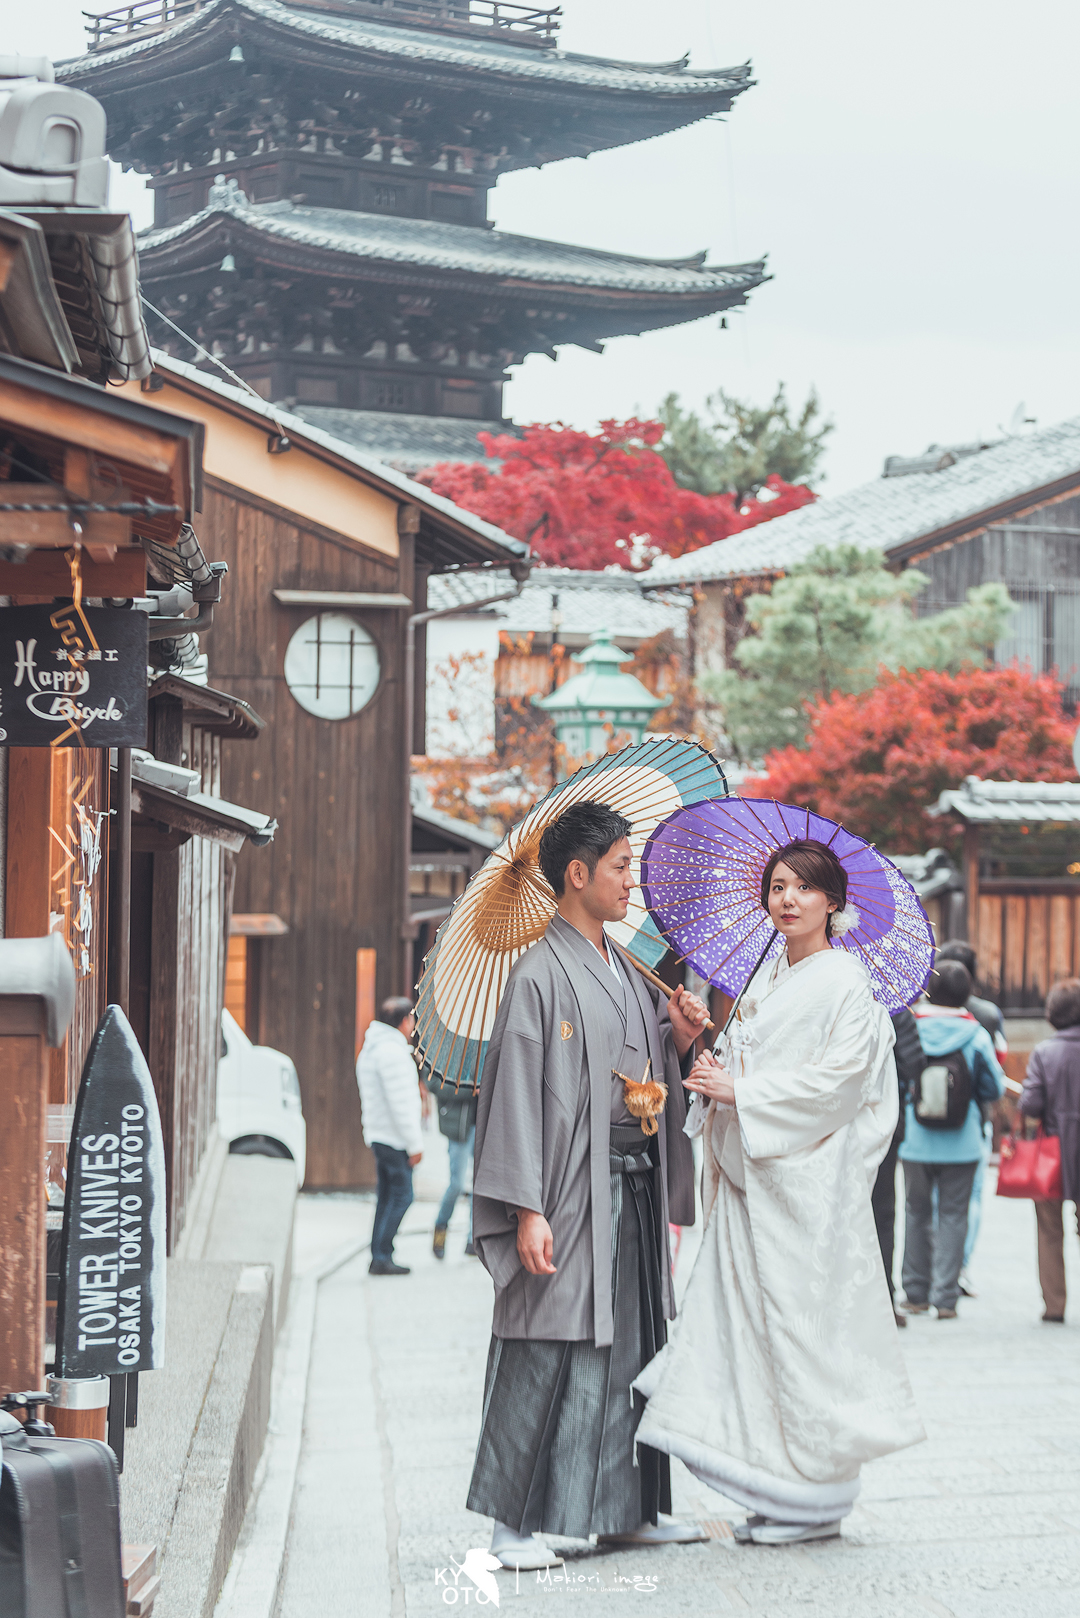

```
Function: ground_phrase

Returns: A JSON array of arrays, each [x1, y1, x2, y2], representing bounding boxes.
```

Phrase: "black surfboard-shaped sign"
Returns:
[[55, 1007, 167, 1377]]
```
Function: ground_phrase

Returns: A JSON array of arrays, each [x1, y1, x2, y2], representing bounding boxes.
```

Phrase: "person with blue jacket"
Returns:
[[899, 960, 1005, 1319]]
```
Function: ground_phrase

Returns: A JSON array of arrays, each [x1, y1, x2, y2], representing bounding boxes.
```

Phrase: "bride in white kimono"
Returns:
[[634, 839, 925, 1546]]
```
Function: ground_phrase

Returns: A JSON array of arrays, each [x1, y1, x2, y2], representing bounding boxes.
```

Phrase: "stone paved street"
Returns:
[[234, 1129, 1080, 1618]]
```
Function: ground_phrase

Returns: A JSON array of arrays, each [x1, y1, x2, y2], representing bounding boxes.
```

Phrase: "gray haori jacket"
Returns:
[[472, 914, 695, 1348]]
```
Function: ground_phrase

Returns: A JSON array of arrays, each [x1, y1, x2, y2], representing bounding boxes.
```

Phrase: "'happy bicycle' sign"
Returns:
[[0, 604, 148, 747]]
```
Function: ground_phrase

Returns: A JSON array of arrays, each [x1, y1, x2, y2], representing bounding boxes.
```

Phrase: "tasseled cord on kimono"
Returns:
[[615, 1057, 668, 1137]]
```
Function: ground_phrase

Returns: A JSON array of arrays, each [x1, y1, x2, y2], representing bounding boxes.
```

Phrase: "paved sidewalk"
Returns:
[[271, 1152, 1080, 1618]]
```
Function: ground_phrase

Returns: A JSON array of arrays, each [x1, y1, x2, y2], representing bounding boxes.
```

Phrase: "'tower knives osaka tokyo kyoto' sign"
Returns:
[[0, 603, 148, 747], [55, 1008, 167, 1377]]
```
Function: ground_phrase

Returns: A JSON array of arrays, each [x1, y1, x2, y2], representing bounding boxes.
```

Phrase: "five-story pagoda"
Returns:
[[60, 0, 768, 465]]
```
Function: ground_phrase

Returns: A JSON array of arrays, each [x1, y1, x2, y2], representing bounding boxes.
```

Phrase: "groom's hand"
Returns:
[[668, 985, 710, 1056], [516, 1209, 557, 1275]]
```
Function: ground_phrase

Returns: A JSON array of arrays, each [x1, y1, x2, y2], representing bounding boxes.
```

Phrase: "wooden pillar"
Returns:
[[0, 935, 75, 1395], [962, 824, 981, 956], [0, 996, 49, 1391], [114, 747, 132, 1016], [149, 848, 180, 1250], [6, 748, 52, 938], [355, 948, 376, 1060]]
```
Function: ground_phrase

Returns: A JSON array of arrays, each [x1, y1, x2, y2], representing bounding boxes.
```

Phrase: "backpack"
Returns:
[[425, 1075, 477, 1143], [912, 1044, 974, 1131]]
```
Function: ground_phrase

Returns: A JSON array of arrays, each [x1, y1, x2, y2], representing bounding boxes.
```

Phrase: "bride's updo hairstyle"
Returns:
[[760, 839, 848, 940]]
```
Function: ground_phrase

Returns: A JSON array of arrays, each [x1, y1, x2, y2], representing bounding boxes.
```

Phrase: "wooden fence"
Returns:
[[974, 883, 1080, 1012]]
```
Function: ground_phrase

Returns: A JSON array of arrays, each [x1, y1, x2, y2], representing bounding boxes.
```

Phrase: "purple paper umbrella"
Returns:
[[640, 797, 935, 1014]]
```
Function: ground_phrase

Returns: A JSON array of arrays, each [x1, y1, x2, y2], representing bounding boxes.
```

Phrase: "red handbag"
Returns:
[[997, 1126, 1064, 1201]]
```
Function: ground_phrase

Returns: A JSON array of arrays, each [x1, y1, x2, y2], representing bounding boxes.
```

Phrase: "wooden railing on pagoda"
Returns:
[[85, 0, 561, 49]]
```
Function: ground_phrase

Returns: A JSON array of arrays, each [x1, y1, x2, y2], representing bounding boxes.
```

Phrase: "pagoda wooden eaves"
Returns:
[[135, 193, 767, 420], [59, 0, 753, 176]]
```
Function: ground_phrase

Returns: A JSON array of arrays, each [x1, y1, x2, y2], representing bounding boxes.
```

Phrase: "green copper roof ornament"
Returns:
[[534, 628, 668, 777]]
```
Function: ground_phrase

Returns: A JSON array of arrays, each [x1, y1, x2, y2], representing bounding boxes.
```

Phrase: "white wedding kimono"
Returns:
[[634, 947, 925, 1524]]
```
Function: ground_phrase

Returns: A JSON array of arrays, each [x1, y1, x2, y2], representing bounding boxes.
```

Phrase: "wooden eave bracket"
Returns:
[[129, 780, 275, 854], [229, 913, 289, 937]]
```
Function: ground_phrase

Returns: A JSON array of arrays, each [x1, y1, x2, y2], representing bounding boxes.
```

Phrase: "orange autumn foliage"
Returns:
[[751, 665, 1076, 853], [414, 419, 815, 570]]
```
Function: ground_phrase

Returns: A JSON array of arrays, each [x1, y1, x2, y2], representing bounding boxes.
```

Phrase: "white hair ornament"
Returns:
[[829, 904, 861, 937]]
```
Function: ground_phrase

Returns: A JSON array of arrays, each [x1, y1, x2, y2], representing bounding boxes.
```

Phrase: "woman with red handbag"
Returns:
[[1018, 979, 1080, 1323]]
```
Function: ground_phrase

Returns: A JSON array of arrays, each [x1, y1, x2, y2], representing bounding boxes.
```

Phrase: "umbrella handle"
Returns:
[[617, 950, 715, 1033], [718, 928, 779, 1045]]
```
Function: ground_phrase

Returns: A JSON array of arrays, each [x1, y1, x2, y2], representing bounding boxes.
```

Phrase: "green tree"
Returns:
[[698, 544, 1015, 761], [659, 385, 833, 502]]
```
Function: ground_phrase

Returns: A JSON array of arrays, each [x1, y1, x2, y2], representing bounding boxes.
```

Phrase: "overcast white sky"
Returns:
[[15, 0, 1080, 491]]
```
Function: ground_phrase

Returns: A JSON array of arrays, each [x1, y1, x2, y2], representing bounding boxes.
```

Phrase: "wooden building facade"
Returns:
[[643, 421, 1080, 711], [0, 351, 215, 1390], [120, 355, 526, 1188], [128, 676, 271, 1244], [904, 492, 1080, 706]]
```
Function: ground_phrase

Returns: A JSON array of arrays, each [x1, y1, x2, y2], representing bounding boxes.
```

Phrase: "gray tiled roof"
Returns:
[[148, 349, 527, 555], [61, 0, 752, 100], [886, 849, 962, 900], [929, 778, 1080, 824], [428, 566, 688, 642], [411, 780, 501, 849], [287, 406, 507, 470], [139, 188, 765, 297], [644, 417, 1080, 586]]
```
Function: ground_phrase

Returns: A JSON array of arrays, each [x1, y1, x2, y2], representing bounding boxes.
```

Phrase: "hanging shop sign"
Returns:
[[0, 603, 148, 747], [55, 1007, 167, 1378]]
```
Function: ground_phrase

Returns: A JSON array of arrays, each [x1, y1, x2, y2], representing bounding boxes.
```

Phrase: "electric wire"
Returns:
[[140, 296, 294, 443]]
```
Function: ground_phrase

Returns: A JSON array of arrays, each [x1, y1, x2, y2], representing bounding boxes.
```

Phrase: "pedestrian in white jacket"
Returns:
[[357, 997, 423, 1275]]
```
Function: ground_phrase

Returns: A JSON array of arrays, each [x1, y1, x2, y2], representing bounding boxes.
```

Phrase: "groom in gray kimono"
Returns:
[[468, 800, 708, 1567]]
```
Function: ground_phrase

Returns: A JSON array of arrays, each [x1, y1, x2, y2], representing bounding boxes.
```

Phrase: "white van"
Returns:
[[217, 1009, 307, 1186]]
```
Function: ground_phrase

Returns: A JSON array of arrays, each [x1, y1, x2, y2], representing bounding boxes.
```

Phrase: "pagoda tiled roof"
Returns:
[[138, 186, 766, 300], [642, 416, 1080, 587], [287, 407, 507, 469], [61, 0, 753, 103]]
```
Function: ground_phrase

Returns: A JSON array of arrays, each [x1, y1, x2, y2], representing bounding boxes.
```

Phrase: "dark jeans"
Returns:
[[871, 1123, 903, 1297], [902, 1160, 978, 1311], [371, 1142, 414, 1263]]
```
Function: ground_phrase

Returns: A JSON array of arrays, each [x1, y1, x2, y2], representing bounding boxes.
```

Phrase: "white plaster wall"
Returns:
[[425, 616, 501, 758]]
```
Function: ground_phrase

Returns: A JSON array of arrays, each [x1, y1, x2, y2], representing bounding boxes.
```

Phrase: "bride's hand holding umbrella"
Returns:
[[684, 1050, 736, 1107]]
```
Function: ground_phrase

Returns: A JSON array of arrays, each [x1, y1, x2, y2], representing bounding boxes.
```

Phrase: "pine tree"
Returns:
[[700, 544, 1016, 761], [659, 385, 833, 502]]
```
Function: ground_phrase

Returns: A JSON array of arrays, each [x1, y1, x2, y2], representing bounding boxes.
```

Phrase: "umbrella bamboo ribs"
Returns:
[[414, 738, 728, 1093]]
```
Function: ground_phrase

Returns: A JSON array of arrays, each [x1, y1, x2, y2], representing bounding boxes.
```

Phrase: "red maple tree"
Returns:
[[750, 665, 1077, 853], [414, 419, 815, 569]]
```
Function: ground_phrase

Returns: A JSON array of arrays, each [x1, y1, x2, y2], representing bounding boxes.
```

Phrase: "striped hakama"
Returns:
[[467, 1125, 669, 1538]]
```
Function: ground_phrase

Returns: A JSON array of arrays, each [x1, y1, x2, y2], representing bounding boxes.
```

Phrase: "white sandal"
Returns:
[[490, 1523, 563, 1570], [747, 1518, 841, 1545]]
